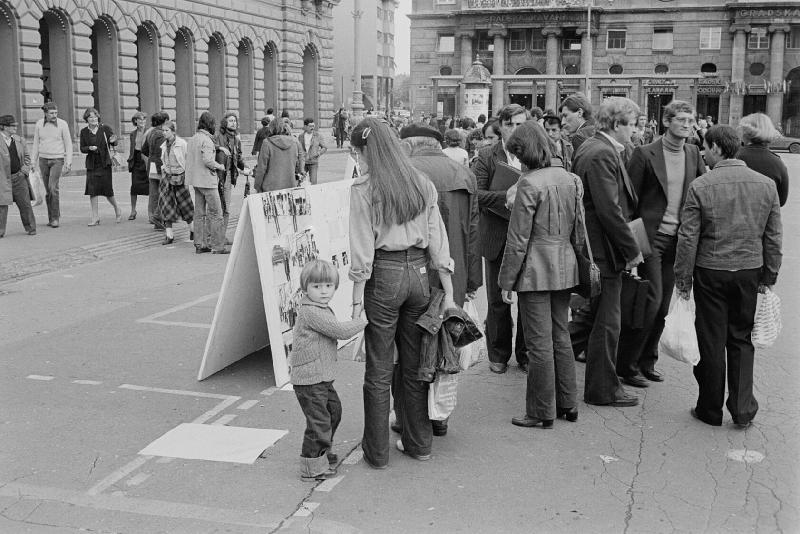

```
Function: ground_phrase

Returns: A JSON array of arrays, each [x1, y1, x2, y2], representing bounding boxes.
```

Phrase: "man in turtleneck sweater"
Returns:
[[616, 101, 707, 388]]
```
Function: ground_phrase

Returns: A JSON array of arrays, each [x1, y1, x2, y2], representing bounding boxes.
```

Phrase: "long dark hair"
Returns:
[[351, 117, 427, 225], [197, 111, 216, 135]]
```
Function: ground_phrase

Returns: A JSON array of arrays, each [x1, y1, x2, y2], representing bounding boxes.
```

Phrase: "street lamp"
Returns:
[[564, 0, 614, 98]]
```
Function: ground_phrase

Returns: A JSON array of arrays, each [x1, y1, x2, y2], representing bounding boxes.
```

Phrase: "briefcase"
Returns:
[[620, 269, 650, 329]]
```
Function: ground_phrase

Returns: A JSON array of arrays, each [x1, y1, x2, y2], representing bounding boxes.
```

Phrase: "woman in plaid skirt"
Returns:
[[157, 120, 194, 245]]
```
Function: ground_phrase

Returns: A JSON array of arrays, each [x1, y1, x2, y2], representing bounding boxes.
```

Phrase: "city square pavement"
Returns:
[[1, 148, 798, 533]]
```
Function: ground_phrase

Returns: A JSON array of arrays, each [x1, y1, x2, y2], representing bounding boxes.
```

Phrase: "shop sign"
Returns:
[[645, 78, 676, 94], [737, 8, 800, 19], [696, 77, 725, 95], [466, 0, 586, 9]]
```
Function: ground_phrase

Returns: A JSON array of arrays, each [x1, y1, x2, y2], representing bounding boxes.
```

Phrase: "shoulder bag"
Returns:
[[103, 128, 124, 167], [572, 173, 601, 298]]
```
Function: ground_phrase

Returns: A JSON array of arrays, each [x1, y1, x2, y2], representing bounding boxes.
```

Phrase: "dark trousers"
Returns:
[[692, 267, 759, 426], [584, 271, 624, 405], [0, 172, 36, 235], [569, 297, 595, 357], [484, 254, 528, 366], [294, 381, 342, 458], [38, 157, 63, 223], [363, 248, 430, 467], [618, 232, 676, 377], [148, 177, 162, 226], [519, 290, 577, 420], [305, 163, 318, 185]]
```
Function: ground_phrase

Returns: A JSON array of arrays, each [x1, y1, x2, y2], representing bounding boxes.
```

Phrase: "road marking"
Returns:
[[87, 456, 152, 495], [237, 400, 259, 410], [27, 375, 55, 381], [342, 449, 363, 465], [73, 379, 102, 385], [293, 502, 320, 517], [315, 476, 344, 492], [126, 473, 151, 486], [118, 384, 236, 400], [212, 414, 238, 425], [136, 293, 218, 329]]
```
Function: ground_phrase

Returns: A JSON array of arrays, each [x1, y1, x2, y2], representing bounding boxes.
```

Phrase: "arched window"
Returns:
[[0, 2, 21, 120], [39, 9, 75, 126], [516, 67, 540, 75], [302, 45, 318, 123], [608, 64, 623, 75], [564, 64, 579, 75], [174, 28, 195, 137], [654, 63, 669, 75], [90, 17, 120, 131], [136, 23, 160, 113], [264, 42, 279, 114], [700, 62, 717, 75], [237, 39, 255, 133], [207, 33, 226, 121], [749, 62, 765, 76]]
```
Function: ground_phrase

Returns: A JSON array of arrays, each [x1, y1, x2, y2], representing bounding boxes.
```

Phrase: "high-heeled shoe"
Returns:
[[116, 210, 123, 223], [128, 211, 137, 220], [87, 219, 100, 227], [556, 407, 579, 422], [162, 236, 174, 245], [511, 415, 554, 428]]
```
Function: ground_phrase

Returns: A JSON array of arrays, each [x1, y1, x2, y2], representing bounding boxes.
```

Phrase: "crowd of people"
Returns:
[[288, 97, 784, 480]]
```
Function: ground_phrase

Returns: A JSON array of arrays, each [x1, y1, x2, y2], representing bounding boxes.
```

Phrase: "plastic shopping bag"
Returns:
[[658, 288, 700, 366], [459, 300, 487, 371], [428, 373, 458, 421], [29, 169, 46, 207], [752, 288, 781, 348]]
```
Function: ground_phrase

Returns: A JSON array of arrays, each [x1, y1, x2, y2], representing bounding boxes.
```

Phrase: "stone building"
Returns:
[[409, 0, 800, 135], [0, 0, 339, 141], [332, 0, 397, 113]]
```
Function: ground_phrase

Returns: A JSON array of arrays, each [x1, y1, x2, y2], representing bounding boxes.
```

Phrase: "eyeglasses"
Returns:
[[671, 117, 696, 125]]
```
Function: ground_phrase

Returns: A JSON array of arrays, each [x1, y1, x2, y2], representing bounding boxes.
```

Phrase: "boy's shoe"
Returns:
[[327, 451, 338, 464], [301, 467, 337, 481]]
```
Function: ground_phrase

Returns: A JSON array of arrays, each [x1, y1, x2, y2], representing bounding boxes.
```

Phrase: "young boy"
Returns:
[[290, 259, 367, 480]]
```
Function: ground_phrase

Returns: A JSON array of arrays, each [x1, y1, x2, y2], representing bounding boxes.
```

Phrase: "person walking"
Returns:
[[126, 111, 149, 220], [141, 112, 169, 230], [157, 120, 194, 245], [499, 121, 582, 428], [31, 102, 72, 228], [298, 118, 327, 185], [675, 125, 782, 428], [573, 97, 643, 408], [333, 108, 348, 149], [79, 108, 122, 226], [442, 129, 469, 166], [0, 115, 36, 237], [253, 119, 303, 193], [736, 113, 789, 207], [252, 116, 270, 157], [185, 112, 228, 255], [348, 117, 455, 469], [616, 101, 707, 388], [473, 103, 530, 374], [214, 112, 247, 244]]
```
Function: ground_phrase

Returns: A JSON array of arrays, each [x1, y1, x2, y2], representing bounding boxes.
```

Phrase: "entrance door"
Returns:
[[743, 95, 767, 116], [696, 96, 720, 123], [509, 93, 532, 110], [647, 93, 673, 135], [437, 93, 456, 118]]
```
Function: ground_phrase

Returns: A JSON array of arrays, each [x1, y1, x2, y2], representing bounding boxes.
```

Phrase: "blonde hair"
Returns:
[[739, 113, 779, 144], [596, 97, 641, 132], [300, 259, 339, 291]]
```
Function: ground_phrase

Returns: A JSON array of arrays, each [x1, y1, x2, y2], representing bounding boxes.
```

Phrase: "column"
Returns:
[[767, 25, 789, 126], [728, 25, 748, 125], [351, 0, 364, 115], [489, 28, 506, 114], [577, 28, 596, 100], [543, 27, 561, 111], [118, 28, 140, 129], [18, 13, 45, 130], [458, 30, 473, 76]]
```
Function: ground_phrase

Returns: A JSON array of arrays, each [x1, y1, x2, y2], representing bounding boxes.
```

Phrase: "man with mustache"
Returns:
[[31, 102, 73, 228]]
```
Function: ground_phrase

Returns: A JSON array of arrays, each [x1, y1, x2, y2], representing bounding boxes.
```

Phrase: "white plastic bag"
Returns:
[[752, 288, 781, 348], [459, 300, 487, 370], [29, 168, 46, 207], [428, 373, 458, 421], [658, 288, 700, 366]]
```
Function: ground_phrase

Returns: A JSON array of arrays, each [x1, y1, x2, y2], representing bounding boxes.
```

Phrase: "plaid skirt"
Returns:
[[157, 178, 194, 224]]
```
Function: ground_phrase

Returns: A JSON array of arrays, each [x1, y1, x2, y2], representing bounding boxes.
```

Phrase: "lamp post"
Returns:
[[585, 1, 592, 96], [351, 0, 364, 115]]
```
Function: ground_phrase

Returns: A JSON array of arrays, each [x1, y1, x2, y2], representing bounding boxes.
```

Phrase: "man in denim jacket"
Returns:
[[675, 125, 782, 429]]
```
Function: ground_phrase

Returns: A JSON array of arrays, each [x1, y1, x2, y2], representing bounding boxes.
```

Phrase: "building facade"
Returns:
[[0, 0, 339, 140], [409, 0, 800, 135], [332, 0, 397, 113]]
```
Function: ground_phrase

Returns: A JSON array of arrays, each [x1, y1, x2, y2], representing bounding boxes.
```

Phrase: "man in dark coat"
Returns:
[[0, 115, 35, 237], [560, 92, 596, 155], [573, 97, 643, 407], [474, 103, 529, 374], [616, 101, 707, 388]]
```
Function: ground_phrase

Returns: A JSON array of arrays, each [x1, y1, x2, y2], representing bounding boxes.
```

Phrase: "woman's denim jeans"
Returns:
[[362, 248, 430, 467]]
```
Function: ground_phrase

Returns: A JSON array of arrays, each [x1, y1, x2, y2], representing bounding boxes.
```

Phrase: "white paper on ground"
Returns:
[[139, 423, 288, 464]]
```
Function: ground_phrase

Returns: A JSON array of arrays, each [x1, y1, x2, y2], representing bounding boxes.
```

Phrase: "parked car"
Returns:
[[771, 135, 800, 153]]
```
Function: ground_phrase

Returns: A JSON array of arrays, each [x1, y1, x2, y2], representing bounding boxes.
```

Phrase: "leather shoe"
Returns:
[[195, 246, 212, 254], [390, 422, 403, 434], [518, 361, 528, 373], [575, 352, 586, 363], [431, 421, 448, 436], [589, 394, 639, 407], [621, 374, 649, 388], [641, 368, 664, 382], [556, 407, 578, 422], [489, 362, 507, 374], [162, 237, 174, 245], [690, 408, 721, 426], [212, 248, 231, 255], [511, 415, 553, 428], [326, 451, 338, 464]]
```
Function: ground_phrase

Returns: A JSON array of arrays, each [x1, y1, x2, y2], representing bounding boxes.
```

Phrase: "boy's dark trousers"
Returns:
[[294, 381, 342, 462]]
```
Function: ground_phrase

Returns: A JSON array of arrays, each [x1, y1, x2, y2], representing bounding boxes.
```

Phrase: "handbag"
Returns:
[[102, 129, 124, 167], [168, 173, 185, 186], [620, 267, 650, 329], [572, 174, 601, 298]]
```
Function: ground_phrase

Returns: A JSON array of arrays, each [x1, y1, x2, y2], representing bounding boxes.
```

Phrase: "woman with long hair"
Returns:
[[79, 107, 121, 225], [498, 121, 583, 428], [349, 117, 455, 468], [127, 111, 149, 220]]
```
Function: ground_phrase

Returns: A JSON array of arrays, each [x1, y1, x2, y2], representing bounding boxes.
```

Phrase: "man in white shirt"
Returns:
[[31, 102, 73, 228]]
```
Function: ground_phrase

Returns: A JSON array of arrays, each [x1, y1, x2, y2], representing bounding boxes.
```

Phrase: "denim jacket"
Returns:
[[675, 159, 782, 292], [416, 288, 483, 382]]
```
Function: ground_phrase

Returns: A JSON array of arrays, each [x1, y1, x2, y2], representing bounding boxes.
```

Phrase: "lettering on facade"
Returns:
[[737, 9, 800, 19], [480, 12, 586, 25], [696, 77, 726, 96], [466, 0, 585, 9], [645, 78, 677, 94]]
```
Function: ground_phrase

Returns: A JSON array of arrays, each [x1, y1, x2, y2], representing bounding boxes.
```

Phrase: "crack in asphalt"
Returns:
[[622, 390, 647, 534]]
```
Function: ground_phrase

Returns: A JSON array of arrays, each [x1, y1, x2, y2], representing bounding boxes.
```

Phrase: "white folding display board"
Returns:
[[198, 181, 353, 385]]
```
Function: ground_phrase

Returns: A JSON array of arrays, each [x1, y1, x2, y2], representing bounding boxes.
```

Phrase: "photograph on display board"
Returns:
[[262, 188, 311, 235]]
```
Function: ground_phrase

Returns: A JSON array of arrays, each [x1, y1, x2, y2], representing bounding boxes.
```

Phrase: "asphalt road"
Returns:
[[1, 151, 798, 533]]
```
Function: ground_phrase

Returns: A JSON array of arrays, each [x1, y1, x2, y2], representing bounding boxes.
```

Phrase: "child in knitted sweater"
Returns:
[[291, 259, 367, 480]]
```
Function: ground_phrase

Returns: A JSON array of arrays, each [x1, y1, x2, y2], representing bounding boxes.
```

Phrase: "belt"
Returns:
[[374, 247, 426, 261]]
